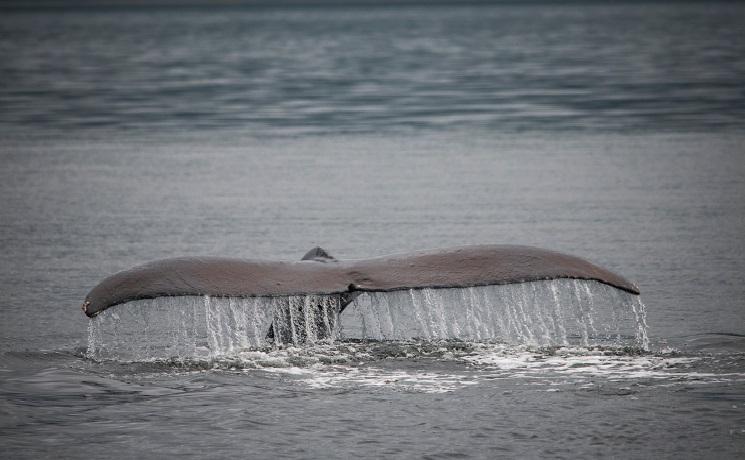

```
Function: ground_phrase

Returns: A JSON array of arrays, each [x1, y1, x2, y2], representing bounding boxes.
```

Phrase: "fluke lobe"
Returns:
[[82, 244, 639, 318]]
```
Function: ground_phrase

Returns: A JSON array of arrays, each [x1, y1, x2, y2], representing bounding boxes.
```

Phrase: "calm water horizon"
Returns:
[[1, 1, 744, 136]]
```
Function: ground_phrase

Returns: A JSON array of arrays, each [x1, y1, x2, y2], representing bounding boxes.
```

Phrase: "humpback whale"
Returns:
[[82, 245, 639, 321]]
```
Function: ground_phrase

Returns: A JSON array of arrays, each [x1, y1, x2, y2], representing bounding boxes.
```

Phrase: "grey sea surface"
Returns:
[[1, 2, 745, 459], [2, 1, 744, 134]]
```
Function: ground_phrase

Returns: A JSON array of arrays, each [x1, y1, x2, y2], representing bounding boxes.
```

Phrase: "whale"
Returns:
[[81, 244, 639, 321]]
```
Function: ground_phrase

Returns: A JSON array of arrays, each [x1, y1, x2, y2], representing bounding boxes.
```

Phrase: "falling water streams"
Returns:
[[87, 279, 648, 362]]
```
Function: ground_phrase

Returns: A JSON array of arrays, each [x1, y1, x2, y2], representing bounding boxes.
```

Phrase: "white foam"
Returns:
[[458, 345, 745, 384], [264, 365, 480, 394], [220, 343, 744, 393]]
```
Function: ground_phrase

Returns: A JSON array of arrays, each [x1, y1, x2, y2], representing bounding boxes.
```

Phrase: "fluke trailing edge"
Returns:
[[82, 244, 639, 318]]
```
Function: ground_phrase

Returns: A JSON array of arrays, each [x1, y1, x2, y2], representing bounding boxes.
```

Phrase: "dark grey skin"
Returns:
[[82, 244, 639, 318]]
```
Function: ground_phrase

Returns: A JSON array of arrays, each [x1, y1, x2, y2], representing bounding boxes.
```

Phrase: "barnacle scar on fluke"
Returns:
[[82, 244, 639, 321]]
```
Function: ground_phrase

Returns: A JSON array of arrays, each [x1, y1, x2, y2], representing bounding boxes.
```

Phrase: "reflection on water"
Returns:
[[1, 2, 744, 134]]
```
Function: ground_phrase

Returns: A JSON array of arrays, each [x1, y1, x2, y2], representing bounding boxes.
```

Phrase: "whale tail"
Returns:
[[83, 244, 640, 347]]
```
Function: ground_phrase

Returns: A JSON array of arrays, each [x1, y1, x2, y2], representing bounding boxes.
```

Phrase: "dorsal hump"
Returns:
[[301, 246, 336, 262]]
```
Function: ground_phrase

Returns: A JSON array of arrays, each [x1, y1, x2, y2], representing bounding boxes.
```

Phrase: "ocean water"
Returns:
[[1, 1, 745, 458]]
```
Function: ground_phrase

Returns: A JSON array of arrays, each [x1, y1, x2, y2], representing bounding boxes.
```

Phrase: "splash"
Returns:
[[86, 279, 648, 361]]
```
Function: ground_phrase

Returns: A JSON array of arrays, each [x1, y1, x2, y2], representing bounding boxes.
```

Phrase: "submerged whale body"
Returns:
[[82, 245, 639, 321]]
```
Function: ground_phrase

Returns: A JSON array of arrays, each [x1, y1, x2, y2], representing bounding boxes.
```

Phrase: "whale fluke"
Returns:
[[81, 244, 639, 319]]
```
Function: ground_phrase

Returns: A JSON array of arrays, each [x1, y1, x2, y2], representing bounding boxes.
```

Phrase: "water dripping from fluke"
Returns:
[[86, 279, 648, 362]]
